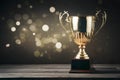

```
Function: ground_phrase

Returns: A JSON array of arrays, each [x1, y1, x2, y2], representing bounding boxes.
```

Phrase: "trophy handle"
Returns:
[[59, 11, 70, 31], [94, 10, 107, 37], [59, 11, 74, 38]]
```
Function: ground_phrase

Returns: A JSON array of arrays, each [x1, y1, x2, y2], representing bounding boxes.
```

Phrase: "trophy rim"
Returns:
[[70, 15, 95, 18]]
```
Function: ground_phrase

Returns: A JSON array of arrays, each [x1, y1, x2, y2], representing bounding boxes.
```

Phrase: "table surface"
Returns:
[[0, 64, 120, 78]]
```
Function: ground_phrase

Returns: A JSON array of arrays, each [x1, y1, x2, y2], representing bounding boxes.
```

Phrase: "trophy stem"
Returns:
[[75, 45, 89, 59], [70, 45, 91, 73]]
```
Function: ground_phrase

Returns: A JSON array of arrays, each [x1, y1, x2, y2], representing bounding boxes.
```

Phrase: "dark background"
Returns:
[[0, 0, 120, 64]]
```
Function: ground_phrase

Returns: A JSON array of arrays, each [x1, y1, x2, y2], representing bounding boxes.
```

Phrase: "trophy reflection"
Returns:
[[59, 11, 107, 73]]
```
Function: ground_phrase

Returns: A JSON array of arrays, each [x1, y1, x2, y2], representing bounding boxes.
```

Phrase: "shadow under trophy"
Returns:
[[59, 10, 107, 73]]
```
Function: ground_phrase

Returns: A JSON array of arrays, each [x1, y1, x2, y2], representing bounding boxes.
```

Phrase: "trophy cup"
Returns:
[[59, 10, 107, 73]]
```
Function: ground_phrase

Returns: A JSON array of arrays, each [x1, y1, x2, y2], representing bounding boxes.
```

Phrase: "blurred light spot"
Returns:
[[55, 42, 62, 49], [42, 24, 49, 32], [49, 6, 56, 13], [52, 38, 58, 43], [53, 34, 60, 38], [19, 33, 26, 42], [42, 14, 47, 18], [5, 43, 10, 48], [42, 37, 51, 44], [29, 25, 37, 32], [23, 14, 29, 20], [40, 53, 44, 57], [63, 45, 67, 49], [22, 28, 27, 31], [16, 21, 20, 26], [15, 39, 21, 45], [35, 37, 42, 47], [20, 33, 25, 38], [36, 41, 42, 47], [17, 4, 22, 8], [73, 50, 77, 53], [15, 14, 21, 20], [11, 27, 16, 32], [62, 33, 66, 37], [55, 11, 59, 15], [34, 50, 40, 57], [69, 38, 72, 42], [32, 33, 36, 36], [66, 30, 71, 34], [45, 50, 47, 54], [29, 5, 33, 8], [27, 19, 32, 24]]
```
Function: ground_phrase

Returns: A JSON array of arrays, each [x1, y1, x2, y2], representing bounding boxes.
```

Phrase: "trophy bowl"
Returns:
[[59, 11, 107, 73]]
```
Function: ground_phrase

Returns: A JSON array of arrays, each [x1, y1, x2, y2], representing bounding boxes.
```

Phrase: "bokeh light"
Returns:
[[27, 19, 32, 24], [11, 27, 16, 32], [49, 6, 56, 13], [62, 33, 66, 37], [42, 14, 47, 18], [63, 45, 67, 49], [42, 37, 51, 44], [34, 50, 40, 57], [32, 33, 36, 36], [19, 33, 26, 42], [5, 43, 10, 48], [29, 5, 33, 8], [55, 11, 59, 15], [45, 50, 48, 54], [22, 28, 27, 31], [34, 50, 44, 57], [17, 4, 22, 8], [29, 25, 37, 32], [42, 24, 49, 32], [55, 42, 62, 49], [16, 21, 21, 26], [15, 39, 21, 45], [35, 37, 42, 47], [23, 14, 29, 20]]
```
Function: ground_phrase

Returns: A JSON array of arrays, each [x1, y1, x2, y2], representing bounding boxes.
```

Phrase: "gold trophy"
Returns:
[[59, 10, 107, 73]]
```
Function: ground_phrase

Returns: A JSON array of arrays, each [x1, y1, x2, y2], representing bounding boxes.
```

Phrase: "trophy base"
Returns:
[[69, 59, 93, 73], [70, 69, 91, 73]]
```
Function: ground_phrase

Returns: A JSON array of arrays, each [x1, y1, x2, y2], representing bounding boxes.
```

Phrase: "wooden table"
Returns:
[[0, 64, 120, 79]]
